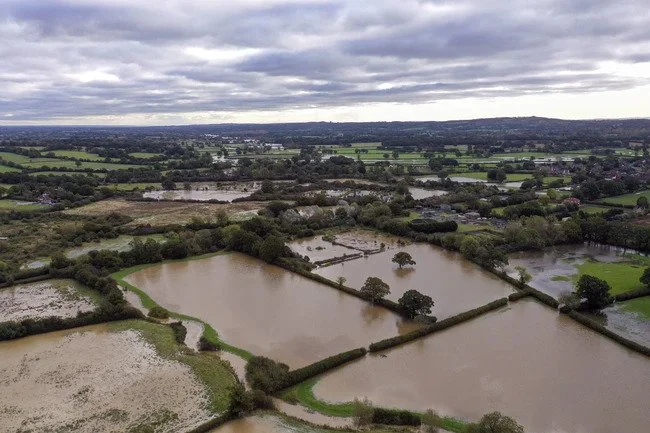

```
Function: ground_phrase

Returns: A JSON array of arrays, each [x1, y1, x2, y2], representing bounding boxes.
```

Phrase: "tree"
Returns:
[[392, 251, 416, 269], [637, 196, 648, 209], [514, 265, 532, 285], [336, 276, 347, 287], [261, 179, 275, 194], [640, 267, 650, 286], [258, 235, 286, 263], [398, 289, 434, 318], [467, 412, 524, 433], [575, 274, 612, 310], [228, 383, 254, 417], [360, 277, 390, 303], [161, 179, 176, 190]]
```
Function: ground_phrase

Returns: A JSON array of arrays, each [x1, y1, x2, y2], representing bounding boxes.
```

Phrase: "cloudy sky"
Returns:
[[1, 0, 649, 125]]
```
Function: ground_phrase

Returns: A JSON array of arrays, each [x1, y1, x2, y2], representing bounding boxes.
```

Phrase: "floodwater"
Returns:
[[125, 253, 419, 368], [508, 243, 650, 346], [408, 187, 447, 200], [0, 324, 212, 433], [143, 182, 260, 202], [288, 236, 359, 262], [315, 242, 514, 319], [210, 415, 317, 433], [507, 243, 638, 298], [313, 299, 650, 433]]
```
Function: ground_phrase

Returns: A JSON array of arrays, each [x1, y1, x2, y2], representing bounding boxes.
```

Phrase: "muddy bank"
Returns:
[[313, 299, 650, 433]]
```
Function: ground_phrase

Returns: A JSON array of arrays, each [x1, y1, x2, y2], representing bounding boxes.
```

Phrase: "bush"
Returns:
[[198, 335, 220, 351], [245, 356, 290, 393], [169, 321, 187, 345], [148, 305, 170, 319], [409, 219, 457, 233], [282, 347, 367, 389], [372, 408, 421, 426]]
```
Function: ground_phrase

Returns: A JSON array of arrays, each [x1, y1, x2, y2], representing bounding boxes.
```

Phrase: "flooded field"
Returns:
[[313, 299, 650, 433], [125, 253, 418, 368], [289, 236, 358, 262], [315, 241, 514, 318], [143, 182, 260, 202], [0, 324, 214, 433], [0, 279, 97, 322], [65, 199, 265, 226], [408, 187, 447, 200], [23, 234, 165, 269]]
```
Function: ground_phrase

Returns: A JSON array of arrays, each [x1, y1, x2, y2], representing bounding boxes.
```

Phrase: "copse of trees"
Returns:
[[398, 290, 434, 318], [575, 275, 612, 310]]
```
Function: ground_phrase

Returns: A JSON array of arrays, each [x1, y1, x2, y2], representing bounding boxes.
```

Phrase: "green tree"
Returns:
[[260, 179, 275, 194], [398, 289, 434, 318], [258, 235, 286, 263], [640, 267, 650, 286], [360, 277, 390, 303], [575, 274, 612, 310], [636, 196, 648, 209], [392, 251, 416, 269], [467, 412, 524, 433], [228, 383, 254, 417], [336, 276, 347, 287]]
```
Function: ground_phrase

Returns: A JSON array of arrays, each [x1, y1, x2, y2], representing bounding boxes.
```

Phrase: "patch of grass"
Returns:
[[21, 160, 145, 170], [107, 182, 161, 191], [579, 205, 613, 215], [575, 259, 650, 295], [620, 296, 650, 320], [108, 319, 237, 414], [29, 171, 107, 178], [129, 152, 163, 159], [599, 190, 650, 206], [0, 164, 21, 173], [551, 275, 571, 282], [0, 199, 48, 211], [51, 150, 108, 161]]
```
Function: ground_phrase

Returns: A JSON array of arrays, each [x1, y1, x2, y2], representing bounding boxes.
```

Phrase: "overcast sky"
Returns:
[[1, 0, 649, 125]]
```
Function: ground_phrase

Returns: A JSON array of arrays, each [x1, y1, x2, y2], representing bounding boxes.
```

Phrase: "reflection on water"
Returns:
[[314, 299, 650, 433], [125, 253, 419, 368], [315, 243, 514, 319]]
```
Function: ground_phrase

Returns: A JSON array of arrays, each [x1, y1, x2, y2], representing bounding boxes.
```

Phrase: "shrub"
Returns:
[[372, 408, 421, 426], [148, 305, 170, 319], [198, 335, 219, 351], [245, 356, 290, 393], [169, 321, 187, 345]]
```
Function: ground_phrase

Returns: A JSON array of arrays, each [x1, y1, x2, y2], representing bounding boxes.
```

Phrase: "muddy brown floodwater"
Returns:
[[143, 181, 261, 202], [288, 236, 359, 262], [210, 415, 309, 433], [125, 253, 419, 368], [313, 299, 650, 433], [315, 242, 515, 319]]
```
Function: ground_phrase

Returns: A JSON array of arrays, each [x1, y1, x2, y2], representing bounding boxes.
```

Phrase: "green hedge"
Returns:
[[614, 288, 650, 302], [281, 347, 367, 390], [508, 291, 531, 302], [565, 310, 650, 357], [372, 408, 421, 426], [0, 305, 143, 341], [369, 298, 508, 352]]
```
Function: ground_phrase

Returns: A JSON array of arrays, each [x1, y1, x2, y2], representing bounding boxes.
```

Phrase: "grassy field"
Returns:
[[599, 190, 650, 206], [21, 160, 145, 170], [0, 199, 48, 211], [575, 258, 649, 295], [29, 171, 107, 178], [621, 296, 650, 320], [452, 172, 534, 182], [0, 165, 21, 173], [579, 205, 612, 215], [51, 150, 109, 161], [107, 182, 161, 191], [0, 151, 32, 164], [107, 319, 237, 414], [129, 152, 163, 158]]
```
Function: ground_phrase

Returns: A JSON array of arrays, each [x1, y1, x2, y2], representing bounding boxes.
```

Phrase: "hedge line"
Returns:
[[313, 253, 363, 267], [614, 288, 650, 303], [508, 290, 531, 302], [372, 408, 421, 427], [496, 271, 560, 309], [564, 310, 650, 357], [0, 272, 50, 289], [369, 298, 508, 352], [0, 305, 143, 341], [280, 347, 367, 391], [280, 264, 410, 318]]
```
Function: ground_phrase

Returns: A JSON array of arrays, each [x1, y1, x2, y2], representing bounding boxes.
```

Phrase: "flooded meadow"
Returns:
[[0, 323, 215, 433], [124, 252, 419, 368], [143, 181, 260, 202], [313, 299, 650, 433]]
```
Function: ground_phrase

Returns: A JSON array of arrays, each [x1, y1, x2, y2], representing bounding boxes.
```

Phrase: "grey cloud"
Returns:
[[0, 0, 648, 121]]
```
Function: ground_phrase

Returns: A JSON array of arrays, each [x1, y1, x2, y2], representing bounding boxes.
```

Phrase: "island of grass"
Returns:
[[575, 256, 650, 295]]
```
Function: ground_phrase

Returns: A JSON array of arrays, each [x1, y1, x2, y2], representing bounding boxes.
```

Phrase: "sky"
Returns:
[[1, 0, 649, 125]]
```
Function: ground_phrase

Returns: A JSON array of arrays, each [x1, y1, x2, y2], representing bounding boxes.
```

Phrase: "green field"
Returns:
[[579, 205, 612, 215], [0, 151, 33, 164], [51, 150, 109, 161], [599, 190, 650, 206], [128, 152, 163, 158], [108, 182, 161, 191], [29, 171, 107, 178], [0, 199, 48, 211], [453, 172, 534, 182], [621, 296, 650, 320], [0, 165, 21, 173], [21, 160, 145, 170], [575, 258, 649, 295]]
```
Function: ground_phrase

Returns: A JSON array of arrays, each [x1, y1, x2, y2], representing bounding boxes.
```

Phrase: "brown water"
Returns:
[[314, 299, 650, 433], [315, 243, 514, 319], [209, 415, 313, 433], [143, 181, 261, 202], [125, 253, 418, 368], [408, 187, 447, 200], [288, 236, 359, 262]]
